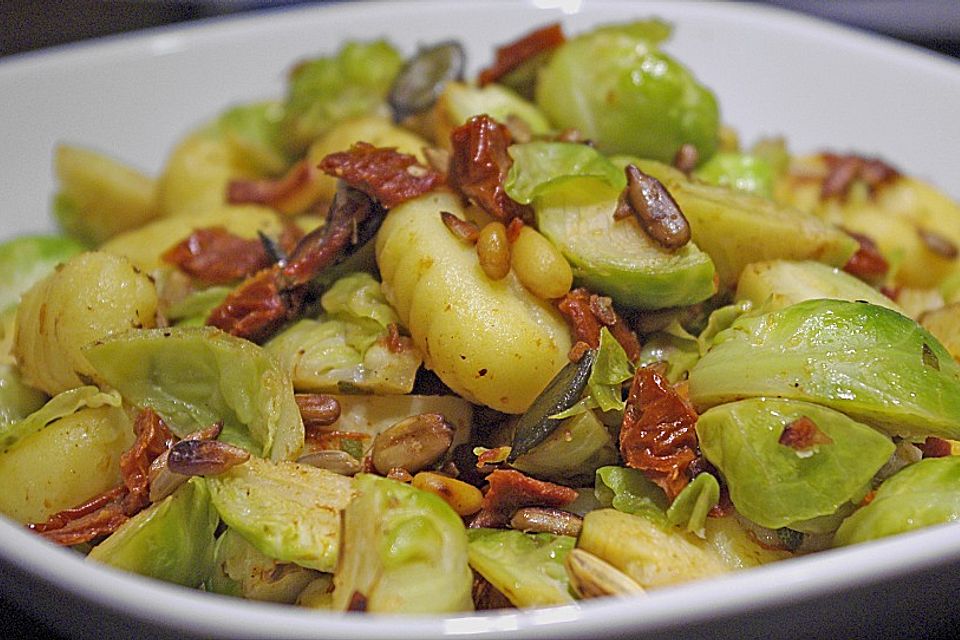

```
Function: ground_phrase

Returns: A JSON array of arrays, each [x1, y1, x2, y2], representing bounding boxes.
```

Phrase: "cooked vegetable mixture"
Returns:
[[4, 18, 960, 614]]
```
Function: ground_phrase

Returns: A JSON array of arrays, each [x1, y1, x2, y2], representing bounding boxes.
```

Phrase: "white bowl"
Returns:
[[1, 2, 959, 638]]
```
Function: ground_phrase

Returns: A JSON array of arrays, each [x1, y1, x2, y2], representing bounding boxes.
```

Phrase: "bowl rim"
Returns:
[[2, 1, 959, 638]]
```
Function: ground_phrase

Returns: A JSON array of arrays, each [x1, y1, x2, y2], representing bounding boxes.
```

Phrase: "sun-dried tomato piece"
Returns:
[[619, 367, 699, 501], [120, 408, 178, 506], [477, 23, 565, 87], [556, 288, 641, 362], [206, 266, 302, 343], [778, 416, 833, 452], [227, 158, 325, 214], [470, 468, 577, 528], [920, 436, 953, 458], [820, 153, 899, 201], [448, 114, 530, 222], [842, 230, 889, 283], [162, 227, 272, 285], [318, 142, 443, 209], [29, 409, 178, 546]]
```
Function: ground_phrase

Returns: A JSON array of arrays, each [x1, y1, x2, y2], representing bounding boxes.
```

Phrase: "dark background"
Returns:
[[0, 1, 958, 639]]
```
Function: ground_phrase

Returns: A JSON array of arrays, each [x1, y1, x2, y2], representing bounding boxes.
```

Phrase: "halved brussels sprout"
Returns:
[[84, 327, 303, 461], [697, 398, 894, 530], [835, 456, 960, 546], [266, 273, 422, 395], [577, 508, 727, 589], [281, 40, 403, 155], [594, 465, 669, 527], [512, 409, 618, 487], [632, 160, 858, 289], [689, 299, 960, 440], [332, 474, 473, 613], [206, 456, 354, 573], [54, 144, 158, 246], [0, 235, 84, 312], [735, 259, 901, 314], [535, 20, 719, 163], [217, 101, 290, 176], [88, 478, 218, 587], [434, 82, 552, 148], [666, 472, 720, 538], [466, 528, 575, 607], [205, 527, 319, 603], [509, 143, 717, 309], [693, 151, 775, 199]]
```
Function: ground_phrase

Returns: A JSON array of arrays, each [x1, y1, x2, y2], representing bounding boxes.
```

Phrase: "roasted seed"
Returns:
[[441, 211, 480, 243], [477, 221, 511, 280], [509, 506, 583, 537], [412, 471, 483, 516], [565, 548, 645, 599], [918, 228, 959, 259], [296, 394, 341, 429], [388, 41, 465, 122], [371, 413, 455, 475], [672, 143, 699, 174], [147, 422, 224, 502], [510, 226, 573, 299], [297, 449, 362, 476], [386, 467, 414, 483], [167, 439, 251, 476], [622, 164, 691, 250]]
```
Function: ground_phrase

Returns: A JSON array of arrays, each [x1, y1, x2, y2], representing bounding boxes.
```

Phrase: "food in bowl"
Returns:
[[2, 16, 960, 615]]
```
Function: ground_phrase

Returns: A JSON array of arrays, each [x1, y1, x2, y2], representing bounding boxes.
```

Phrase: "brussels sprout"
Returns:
[[702, 514, 792, 568], [631, 159, 858, 289], [0, 400, 131, 524], [510, 144, 716, 309], [638, 321, 700, 383], [735, 259, 902, 314], [376, 191, 571, 413], [587, 327, 633, 413], [305, 115, 429, 209], [217, 101, 290, 176], [466, 528, 575, 607], [207, 456, 354, 573], [696, 398, 894, 530], [0, 363, 47, 431], [434, 82, 552, 148], [165, 286, 232, 327], [666, 473, 720, 538], [689, 299, 960, 440], [332, 474, 473, 613], [0, 235, 84, 312], [14, 251, 158, 396], [835, 456, 960, 546], [53, 145, 158, 246], [920, 303, 960, 360], [280, 40, 403, 155], [84, 327, 304, 461], [693, 152, 775, 198], [594, 466, 668, 527], [535, 21, 719, 164], [88, 478, 218, 587], [265, 273, 421, 394], [512, 409, 618, 486], [577, 508, 727, 589], [205, 527, 319, 602]]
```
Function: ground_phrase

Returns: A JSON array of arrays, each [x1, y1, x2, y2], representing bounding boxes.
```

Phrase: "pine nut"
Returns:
[[510, 226, 573, 299], [477, 221, 511, 280], [412, 471, 483, 516]]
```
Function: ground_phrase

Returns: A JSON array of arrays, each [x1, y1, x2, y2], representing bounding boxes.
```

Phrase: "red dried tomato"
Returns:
[[318, 142, 443, 209], [206, 267, 303, 343], [227, 158, 324, 213], [448, 114, 530, 222], [778, 416, 833, 452], [162, 227, 272, 285], [556, 288, 641, 362], [842, 230, 889, 283], [470, 469, 577, 528], [619, 367, 699, 501], [477, 23, 565, 87]]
